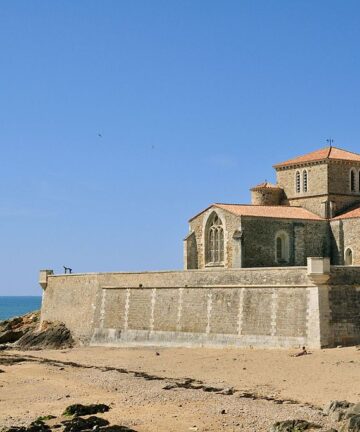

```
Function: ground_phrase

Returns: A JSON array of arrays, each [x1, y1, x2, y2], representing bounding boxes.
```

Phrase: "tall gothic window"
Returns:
[[350, 168, 356, 192], [205, 212, 224, 265], [303, 170, 308, 192], [295, 171, 301, 193]]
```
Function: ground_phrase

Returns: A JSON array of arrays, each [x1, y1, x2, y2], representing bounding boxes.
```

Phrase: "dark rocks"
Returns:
[[63, 404, 110, 417], [1, 419, 51, 432], [339, 414, 360, 432], [0, 311, 73, 351], [0, 330, 24, 344], [0, 403, 135, 432], [61, 416, 109, 432], [15, 323, 74, 350], [270, 419, 321, 431]]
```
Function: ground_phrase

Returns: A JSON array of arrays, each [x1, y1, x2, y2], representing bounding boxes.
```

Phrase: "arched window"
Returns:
[[358, 170, 360, 192], [295, 171, 301, 193], [345, 248, 353, 266], [205, 212, 224, 265], [303, 170, 308, 192], [350, 169, 356, 192], [275, 231, 290, 263]]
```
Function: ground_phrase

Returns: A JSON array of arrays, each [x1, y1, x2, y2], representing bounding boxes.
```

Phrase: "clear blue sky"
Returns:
[[1, 0, 360, 295]]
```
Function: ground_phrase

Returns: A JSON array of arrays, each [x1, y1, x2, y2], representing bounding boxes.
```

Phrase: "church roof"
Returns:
[[250, 181, 282, 191], [189, 203, 323, 221], [333, 205, 360, 220], [274, 146, 360, 168]]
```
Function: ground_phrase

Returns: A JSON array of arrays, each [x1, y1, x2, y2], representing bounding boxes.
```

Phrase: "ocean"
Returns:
[[0, 296, 42, 321]]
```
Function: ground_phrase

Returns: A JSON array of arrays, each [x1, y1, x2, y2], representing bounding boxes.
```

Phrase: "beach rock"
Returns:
[[63, 403, 110, 417], [61, 415, 109, 432], [14, 322, 73, 350], [324, 401, 355, 421], [345, 404, 360, 419], [1, 419, 50, 432], [0, 312, 40, 346], [270, 419, 321, 431], [340, 415, 360, 431], [0, 312, 39, 334], [0, 330, 24, 344]]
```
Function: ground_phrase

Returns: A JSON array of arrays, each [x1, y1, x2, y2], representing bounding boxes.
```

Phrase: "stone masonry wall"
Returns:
[[187, 208, 329, 269], [41, 267, 325, 348], [326, 267, 360, 346], [40, 265, 360, 349], [330, 219, 360, 265], [276, 162, 328, 207], [188, 207, 241, 269], [241, 217, 329, 267]]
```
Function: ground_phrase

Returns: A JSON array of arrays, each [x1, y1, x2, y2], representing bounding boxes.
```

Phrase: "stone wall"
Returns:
[[275, 161, 360, 217], [188, 207, 241, 269], [40, 263, 360, 349], [276, 163, 328, 214], [326, 267, 360, 346], [330, 219, 360, 265], [186, 207, 329, 269], [40, 266, 327, 348], [241, 217, 329, 267]]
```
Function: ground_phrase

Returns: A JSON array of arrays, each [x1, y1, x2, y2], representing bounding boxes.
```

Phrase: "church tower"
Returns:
[[274, 146, 360, 218]]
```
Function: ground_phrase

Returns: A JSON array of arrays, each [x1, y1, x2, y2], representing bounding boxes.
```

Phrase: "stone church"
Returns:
[[39, 145, 360, 349], [184, 146, 360, 270]]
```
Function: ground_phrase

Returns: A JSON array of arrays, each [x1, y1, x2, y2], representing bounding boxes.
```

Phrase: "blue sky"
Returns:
[[1, 0, 360, 295]]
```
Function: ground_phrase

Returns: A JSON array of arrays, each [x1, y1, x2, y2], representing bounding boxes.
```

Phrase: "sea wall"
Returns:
[[39, 265, 326, 348], [40, 262, 360, 349]]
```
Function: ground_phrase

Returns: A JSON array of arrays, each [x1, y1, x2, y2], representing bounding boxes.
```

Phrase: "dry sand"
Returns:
[[0, 345, 359, 431]]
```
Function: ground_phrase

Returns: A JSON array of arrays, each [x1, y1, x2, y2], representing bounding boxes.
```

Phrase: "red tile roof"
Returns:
[[333, 205, 360, 220], [189, 203, 323, 221], [274, 146, 360, 168], [250, 181, 282, 190]]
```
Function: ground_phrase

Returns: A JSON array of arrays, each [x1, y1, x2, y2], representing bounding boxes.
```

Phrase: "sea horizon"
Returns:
[[0, 296, 42, 321]]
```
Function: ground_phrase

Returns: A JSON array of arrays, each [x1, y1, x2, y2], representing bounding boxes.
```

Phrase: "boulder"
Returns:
[[61, 416, 109, 432], [63, 403, 110, 417], [270, 419, 321, 431], [14, 322, 73, 350], [345, 404, 360, 419], [324, 401, 355, 421], [340, 415, 360, 432]]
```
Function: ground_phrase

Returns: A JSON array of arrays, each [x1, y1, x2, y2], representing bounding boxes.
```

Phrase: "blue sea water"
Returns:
[[0, 296, 42, 321]]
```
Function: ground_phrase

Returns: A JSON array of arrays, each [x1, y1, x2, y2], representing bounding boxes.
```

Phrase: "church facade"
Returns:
[[185, 146, 360, 270]]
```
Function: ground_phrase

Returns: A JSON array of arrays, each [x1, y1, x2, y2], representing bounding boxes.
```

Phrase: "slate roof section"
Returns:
[[274, 146, 360, 168], [189, 203, 324, 222]]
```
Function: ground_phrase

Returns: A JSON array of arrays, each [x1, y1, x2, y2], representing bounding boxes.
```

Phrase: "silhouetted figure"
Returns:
[[63, 266, 72, 274]]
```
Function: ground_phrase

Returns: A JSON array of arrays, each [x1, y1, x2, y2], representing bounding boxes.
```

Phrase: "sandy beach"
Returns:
[[0, 345, 359, 431]]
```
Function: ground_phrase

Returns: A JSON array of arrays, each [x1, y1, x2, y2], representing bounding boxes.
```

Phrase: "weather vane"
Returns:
[[326, 138, 334, 146]]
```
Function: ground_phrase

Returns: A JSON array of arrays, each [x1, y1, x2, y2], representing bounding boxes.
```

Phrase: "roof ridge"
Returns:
[[331, 145, 360, 158], [215, 203, 303, 209]]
